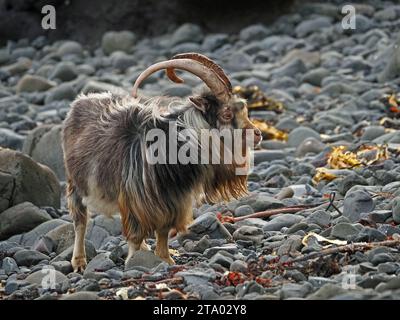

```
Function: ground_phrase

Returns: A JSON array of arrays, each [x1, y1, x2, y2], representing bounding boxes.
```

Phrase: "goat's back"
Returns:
[[62, 92, 142, 203], [62, 91, 200, 235]]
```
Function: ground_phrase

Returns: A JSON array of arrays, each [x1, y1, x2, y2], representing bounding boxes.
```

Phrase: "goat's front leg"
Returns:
[[67, 182, 88, 273], [155, 228, 174, 265], [72, 218, 87, 272]]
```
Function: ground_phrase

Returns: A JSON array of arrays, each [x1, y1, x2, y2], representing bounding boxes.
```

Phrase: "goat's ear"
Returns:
[[189, 96, 209, 113]]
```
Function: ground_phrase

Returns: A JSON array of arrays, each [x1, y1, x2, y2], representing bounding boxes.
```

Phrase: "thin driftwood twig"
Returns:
[[233, 204, 320, 222], [282, 239, 400, 265]]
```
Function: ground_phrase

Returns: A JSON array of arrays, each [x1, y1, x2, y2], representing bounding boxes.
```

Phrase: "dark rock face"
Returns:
[[0, 202, 51, 240], [0, 0, 294, 47], [22, 124, 65, 180], [0, 148, 60, 210]]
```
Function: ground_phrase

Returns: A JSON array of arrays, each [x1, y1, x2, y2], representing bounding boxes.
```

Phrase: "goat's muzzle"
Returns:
[[243, 123, 262, 148]]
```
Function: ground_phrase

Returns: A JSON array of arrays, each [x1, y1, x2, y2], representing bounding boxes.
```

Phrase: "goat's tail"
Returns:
[[117, 190, 150, 243]]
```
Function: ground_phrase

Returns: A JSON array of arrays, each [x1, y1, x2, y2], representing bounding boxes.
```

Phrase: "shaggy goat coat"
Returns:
[[62, 91, 248, 243]]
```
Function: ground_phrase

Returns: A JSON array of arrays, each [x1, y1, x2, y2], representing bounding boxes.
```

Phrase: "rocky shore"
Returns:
[[1, 1, 400, 300]]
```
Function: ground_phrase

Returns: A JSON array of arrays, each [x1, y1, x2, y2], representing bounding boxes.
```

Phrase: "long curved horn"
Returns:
[[132, 59, 231, 104], [169, 52, 232, 91]]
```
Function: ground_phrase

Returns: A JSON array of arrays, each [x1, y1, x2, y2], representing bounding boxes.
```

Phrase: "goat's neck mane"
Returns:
[[134, 94, 249, 204]]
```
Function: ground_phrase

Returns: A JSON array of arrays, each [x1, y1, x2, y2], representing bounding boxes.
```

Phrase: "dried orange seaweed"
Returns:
[[312, 167, 338, 184], [313, 144, 389, 183], [252, 119, 288, 141], [327, 144, 389, 170], [233, 85, 284, 113]]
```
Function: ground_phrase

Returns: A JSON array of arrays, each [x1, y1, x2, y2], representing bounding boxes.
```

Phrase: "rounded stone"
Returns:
[[230, 260, 248, 273], [288, 126, 321, 148], [60, 291, 99, 300], [343, 190, 374, 223], [0, 202, 51, 240], [125, 250, 164, 270], [234, 205, 254, 218], [16, 75, 55, 93], [391, 197, 400, 224], [25, 269, 68, 286], [13, 249, 50, 266], [102, 31, 135, 55]]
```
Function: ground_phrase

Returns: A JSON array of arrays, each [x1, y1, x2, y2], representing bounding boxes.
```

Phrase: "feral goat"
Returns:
[[62, 53, 262, 272]]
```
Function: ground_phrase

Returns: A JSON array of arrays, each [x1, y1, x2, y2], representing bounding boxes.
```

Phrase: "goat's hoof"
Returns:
[[140, 242, 150, 251], [71, 256, 87, 273], [162, 256, 175, 265]]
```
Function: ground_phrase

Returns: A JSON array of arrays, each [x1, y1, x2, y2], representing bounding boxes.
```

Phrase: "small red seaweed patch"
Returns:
[[280, 261, 294, 268], [255, 277, 272, 286], [219, 271, 246, 286]]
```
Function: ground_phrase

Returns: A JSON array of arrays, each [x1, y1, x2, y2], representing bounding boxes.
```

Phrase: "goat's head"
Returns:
[[132, 52, 262, 148]]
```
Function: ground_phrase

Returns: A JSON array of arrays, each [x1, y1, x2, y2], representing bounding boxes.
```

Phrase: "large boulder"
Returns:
[[0, 171, 14, 212], [0, 148, 60, 210], [22, 125, 65, 181], [0, 202, 51, 240]]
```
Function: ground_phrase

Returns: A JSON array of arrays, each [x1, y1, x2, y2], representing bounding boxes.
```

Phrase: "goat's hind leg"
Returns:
[[155, 228, 174, 265], [67, 181, 88, 273]]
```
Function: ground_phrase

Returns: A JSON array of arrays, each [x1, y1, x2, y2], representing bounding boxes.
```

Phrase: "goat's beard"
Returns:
[[201, 162, 249, 204], [199, 133, 249, 204], [217, 121, 232, 131]]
